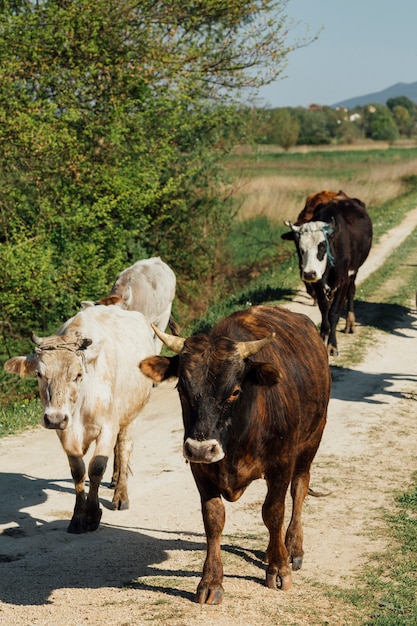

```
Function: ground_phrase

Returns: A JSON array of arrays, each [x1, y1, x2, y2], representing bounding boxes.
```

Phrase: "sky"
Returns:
[[256, 0, 417, 108]]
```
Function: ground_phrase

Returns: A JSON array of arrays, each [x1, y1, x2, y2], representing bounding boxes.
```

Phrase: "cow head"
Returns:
[[140, 326, 278, 464], [4, 332, 99, 430], [282, 219, 335, 283]]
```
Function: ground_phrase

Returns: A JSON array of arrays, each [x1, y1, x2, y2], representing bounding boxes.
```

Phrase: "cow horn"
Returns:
[[285, 221, 300, 233], [151, 324, 186, 354], [31, 332, 43, 346], [236, 333, 275, 359]]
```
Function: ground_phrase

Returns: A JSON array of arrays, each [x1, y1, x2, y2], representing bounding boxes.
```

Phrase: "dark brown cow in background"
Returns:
[[140, 305, 331, 604], [282, 191, 372, 355], [294, 189, 348, 225]]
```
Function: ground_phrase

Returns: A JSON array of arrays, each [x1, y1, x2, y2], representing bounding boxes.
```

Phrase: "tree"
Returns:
[[265, 108, 300, 150], [361, 104, 399, 143], [0, 0, 312, 363], [392, 105, 416, 138], [386, 96, 416, 116], [292, 107, 333, 145]]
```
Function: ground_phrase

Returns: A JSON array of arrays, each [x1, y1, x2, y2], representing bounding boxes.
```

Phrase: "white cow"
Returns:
[[97, 257, 178, 353], [4, 305, 154, 533]]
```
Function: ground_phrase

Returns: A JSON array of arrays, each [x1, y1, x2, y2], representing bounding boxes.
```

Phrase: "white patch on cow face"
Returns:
[[183, 437, 225, 464], [297, 221, 329, 282]]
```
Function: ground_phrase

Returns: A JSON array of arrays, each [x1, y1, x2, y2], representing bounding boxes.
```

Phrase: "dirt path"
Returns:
[[1, 209, 417, 626]]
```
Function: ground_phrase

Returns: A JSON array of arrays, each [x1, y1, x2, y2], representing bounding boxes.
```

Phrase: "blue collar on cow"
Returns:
[[321, 225, 335, 267]]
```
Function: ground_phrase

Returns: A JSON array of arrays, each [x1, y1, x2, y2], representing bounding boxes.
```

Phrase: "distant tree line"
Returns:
[[248, 96, 417, 149]]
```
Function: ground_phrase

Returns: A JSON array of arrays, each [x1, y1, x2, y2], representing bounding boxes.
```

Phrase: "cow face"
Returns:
[[177, 335, 247, 463], [140, 328, 277, 464], [4, 333, 97, 430], [285, 220, 335, 283]]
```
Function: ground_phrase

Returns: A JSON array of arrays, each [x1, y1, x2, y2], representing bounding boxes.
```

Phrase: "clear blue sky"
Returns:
[[256, 0, 417, 108]]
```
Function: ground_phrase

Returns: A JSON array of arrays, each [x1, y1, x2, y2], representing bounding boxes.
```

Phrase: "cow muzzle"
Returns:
[[43, 412, 70, 430], [183, 438, 225, 464], [302, 270, 319, 283]]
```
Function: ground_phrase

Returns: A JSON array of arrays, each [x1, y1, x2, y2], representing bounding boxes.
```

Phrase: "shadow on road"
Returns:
[[0, 472, 269, 606]]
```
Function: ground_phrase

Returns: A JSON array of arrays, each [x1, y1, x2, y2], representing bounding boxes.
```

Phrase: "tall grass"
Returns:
[[227, 146, 417, 222]]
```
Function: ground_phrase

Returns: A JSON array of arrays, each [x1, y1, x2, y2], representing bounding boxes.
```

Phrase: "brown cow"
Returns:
[[294, 189, 348, 225], [139, 305, 331, 604], [4, 305, 154, 533]]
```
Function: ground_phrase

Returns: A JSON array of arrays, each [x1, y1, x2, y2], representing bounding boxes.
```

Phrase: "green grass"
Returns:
[[0, 398, 41, 437], [227, 146, 417, 178], [339, 477, 417, 626]]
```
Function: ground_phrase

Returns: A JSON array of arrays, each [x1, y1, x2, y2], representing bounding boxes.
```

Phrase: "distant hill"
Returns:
[[332, 81, 417, 109]]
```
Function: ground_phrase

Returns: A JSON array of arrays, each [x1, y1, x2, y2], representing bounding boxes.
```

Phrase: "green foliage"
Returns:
[[362, 104, 399, 143], [259, 108, 300, 149], [386, 95, 417, 116], [0, 0, 302, 370]]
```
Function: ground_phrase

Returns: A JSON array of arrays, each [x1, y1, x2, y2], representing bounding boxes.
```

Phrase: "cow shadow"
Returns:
[[329, 302, 417, 403], [330, 366, 417, 404], [352, 299, 416, 337], [0, 472, 267, 606]]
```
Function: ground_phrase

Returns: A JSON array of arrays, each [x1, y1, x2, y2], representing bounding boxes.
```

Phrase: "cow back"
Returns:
[[110, 257, 176, 321]]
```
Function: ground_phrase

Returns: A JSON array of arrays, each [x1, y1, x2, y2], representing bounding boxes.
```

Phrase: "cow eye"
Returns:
[[74, 372, 83, 383], [317, 241, 326, 261], [36, 370, 42, 379], [228, 387, 241, 402]]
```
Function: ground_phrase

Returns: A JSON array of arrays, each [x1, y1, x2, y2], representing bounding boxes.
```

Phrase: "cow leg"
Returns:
[[111, 424, 134, 510], [67, 452, 107, 533], [286, 428, 326, 569], [315, 289, 332, 345], [110, 434, 120, 489], [67, 455, 90, 534], [262, 474, 292, 591], [343, 275, 357, 334], [328, 281, 349, 355], [192, 466, 225, 605], [284, 470, 310, 571]]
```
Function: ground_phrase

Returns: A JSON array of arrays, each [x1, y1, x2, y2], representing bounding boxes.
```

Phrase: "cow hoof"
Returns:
[[111, 498, 129, 511], [292, 556, 303, 571], [195, 584, 224, 605], [266, 570, 292, 590], [67, 508, 102, 533]]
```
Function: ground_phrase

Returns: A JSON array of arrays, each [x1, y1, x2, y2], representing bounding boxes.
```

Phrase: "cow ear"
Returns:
[[327, 217, 336, 235], [281, 231, 295, 241], [4, 355, 38, 378], [82, 339, 103, 363], [246, 362, 280, 387], [96, 295, 122, 306], [139, 355, 179, 383]]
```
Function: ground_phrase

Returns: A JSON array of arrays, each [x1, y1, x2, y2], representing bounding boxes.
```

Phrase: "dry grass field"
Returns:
[[229, 142, 417, 222]]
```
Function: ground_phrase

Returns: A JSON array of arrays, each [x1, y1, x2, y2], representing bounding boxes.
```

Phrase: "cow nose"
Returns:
[[302, 270, 317, 283], [183, 438, 225, 464], [44, 413, 69, 430]]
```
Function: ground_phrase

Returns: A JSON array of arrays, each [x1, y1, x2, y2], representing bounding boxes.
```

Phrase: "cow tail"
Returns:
[[168, 316, 181, 337], [308, 487, 332, 497]]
